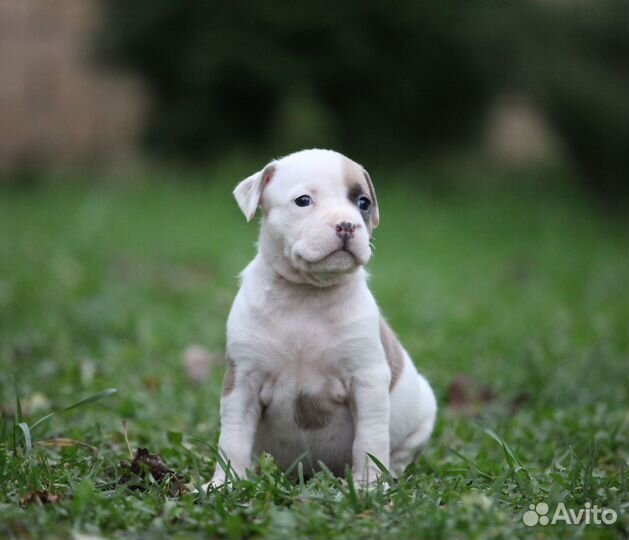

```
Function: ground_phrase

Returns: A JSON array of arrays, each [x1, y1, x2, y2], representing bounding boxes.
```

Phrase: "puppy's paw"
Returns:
[[351, 477, 391, 492], [351, 463, 392, 491], [194, 471, 231, 495], [351, 447, 396, 489]]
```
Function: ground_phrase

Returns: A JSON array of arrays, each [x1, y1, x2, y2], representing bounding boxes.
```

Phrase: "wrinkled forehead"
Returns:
[[271, 152, 369, 196]]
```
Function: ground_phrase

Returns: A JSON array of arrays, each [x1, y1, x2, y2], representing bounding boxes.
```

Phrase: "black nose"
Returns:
[[335, 221, 356, 240]]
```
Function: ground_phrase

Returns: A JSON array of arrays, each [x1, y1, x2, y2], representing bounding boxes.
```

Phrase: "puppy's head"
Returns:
[[234, 149, 379, 283]]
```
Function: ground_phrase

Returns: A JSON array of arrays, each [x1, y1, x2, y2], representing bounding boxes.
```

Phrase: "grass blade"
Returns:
[[450, 447, 494, 480], [297, 462, 305, 490], [484, 426, 538, 496], [344, 467, 359, 507], [30, 388, 118, 432], [184, 434, 216, 451], [17, 422, 32, 452], [285, 451, 309, 477], [367, 453, 394, 484], [484, 427, 523, 470]]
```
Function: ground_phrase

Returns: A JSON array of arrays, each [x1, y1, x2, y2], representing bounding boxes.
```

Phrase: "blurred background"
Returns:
[[1, 0, 628, 425], [0, 0, 627, 196]]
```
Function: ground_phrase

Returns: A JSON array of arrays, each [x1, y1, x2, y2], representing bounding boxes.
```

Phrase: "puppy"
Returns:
[[210, 149, 436, 487]]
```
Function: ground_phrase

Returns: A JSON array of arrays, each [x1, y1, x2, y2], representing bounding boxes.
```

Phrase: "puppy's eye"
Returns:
[[295, 195, 313, 207], [357, 196, 371, 211]]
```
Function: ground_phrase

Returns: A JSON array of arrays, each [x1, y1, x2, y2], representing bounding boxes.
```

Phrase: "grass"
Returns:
[[0, 162, 627, 539]]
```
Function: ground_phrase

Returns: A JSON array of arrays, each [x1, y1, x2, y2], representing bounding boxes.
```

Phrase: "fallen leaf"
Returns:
[[446, 374, 479, 412], [19, 491, 61, 506], [120, 448, 186, 496], [35, 438, 98, 453], [143, 375, 161, 391], [478, 385, 496, 403], [509, 392, 531, 414], [446, 373, 530, 416]]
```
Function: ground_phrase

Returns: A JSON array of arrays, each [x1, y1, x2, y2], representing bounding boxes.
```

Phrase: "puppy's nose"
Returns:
[[335, 221, 356, 240]]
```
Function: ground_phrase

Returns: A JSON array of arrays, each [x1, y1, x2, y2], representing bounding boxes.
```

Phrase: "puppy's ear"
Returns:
[[233, 163, 276, 222], [363, 169, 380, 229]]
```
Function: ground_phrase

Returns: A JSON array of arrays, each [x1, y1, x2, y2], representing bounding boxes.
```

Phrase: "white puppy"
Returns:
[[210, 149, 436, 487]]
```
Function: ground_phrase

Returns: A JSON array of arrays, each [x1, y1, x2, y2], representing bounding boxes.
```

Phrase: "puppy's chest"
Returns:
[[236, 295, 358, 358], [233, 308, 361, 412], [252, 317, 351, 381]]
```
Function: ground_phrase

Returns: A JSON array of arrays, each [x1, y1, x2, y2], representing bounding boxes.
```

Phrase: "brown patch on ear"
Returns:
[[362, 169, 379, 229], [222, 356, 236, 396], [342, 159, 379, 231], [294, 392, 332, 430], [347, 183, 364, 201], [380, 317, 404, 390]]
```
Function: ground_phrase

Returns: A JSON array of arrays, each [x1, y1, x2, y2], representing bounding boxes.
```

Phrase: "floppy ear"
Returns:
[[233, 163, 276, 222], [363, 169, 380, 229]]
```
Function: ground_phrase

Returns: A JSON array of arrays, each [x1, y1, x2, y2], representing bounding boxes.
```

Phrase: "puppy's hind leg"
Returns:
[[390, 421, 434, 477], [390, 375, 437, 477]]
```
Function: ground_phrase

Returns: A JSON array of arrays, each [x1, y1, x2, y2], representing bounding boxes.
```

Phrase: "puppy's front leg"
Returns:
[[351, 366, 391, 486], [210, 362, 262, 486]]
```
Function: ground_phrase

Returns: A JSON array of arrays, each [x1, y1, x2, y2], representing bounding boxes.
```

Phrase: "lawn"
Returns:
[[0, 163, 627, 539]]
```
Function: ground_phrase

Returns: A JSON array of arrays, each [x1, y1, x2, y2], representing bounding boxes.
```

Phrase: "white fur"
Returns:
[[209, 149, 436, 488]]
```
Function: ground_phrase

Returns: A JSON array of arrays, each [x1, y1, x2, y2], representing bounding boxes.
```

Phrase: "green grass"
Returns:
[[0, 164, 627, 539]]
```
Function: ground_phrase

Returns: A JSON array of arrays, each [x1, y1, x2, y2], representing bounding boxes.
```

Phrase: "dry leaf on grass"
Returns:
[[19, 491, 61, 506], [446, 374, 490, 413], [120, 448, 187, 496], [446, 373, 530, 415]]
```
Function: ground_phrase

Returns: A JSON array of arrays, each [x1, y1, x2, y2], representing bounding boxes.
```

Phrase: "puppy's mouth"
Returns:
[[289, 235, 371, 276], [309, 246, 357, 265], [293, 247, 368, 278]]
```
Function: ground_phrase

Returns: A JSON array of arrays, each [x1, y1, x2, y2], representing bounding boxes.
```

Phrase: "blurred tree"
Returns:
[[98, 0, 627, 196], [531, 1, 628, 198], [98, 1, 492, 157], [473, 1, 628, 197]]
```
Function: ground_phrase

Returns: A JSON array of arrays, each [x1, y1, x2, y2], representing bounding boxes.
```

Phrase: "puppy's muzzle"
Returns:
[[335, 221, 356, 243]]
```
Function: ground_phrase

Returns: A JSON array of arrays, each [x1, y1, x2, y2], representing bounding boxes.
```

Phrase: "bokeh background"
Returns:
[[0, 0, 627, 196]]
